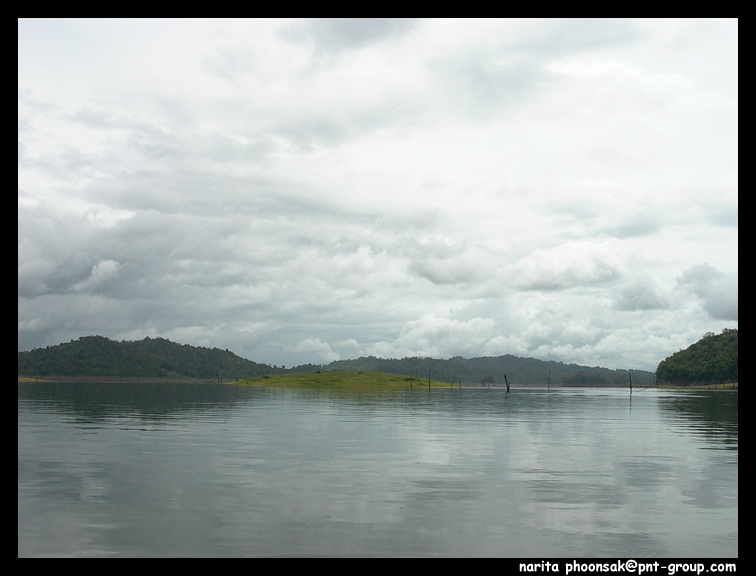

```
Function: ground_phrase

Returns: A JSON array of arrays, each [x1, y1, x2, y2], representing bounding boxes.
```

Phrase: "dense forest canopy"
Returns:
[[323, 355, 651, 386], [655, 329, 738, 385], [17, 336, 275, 380], [18, 335, 653, 385]]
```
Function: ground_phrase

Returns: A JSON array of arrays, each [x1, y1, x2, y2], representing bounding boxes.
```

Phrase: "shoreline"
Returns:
[[18, 374, 738, 390]]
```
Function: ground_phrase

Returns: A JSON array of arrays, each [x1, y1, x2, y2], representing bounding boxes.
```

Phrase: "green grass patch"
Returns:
[[654, 382, 738, 390], [233, 370, 451, 390]]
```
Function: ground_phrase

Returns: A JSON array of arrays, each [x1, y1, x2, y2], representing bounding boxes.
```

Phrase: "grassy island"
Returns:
[[234, 370, 451, 390], [653, 382, 737, 390]]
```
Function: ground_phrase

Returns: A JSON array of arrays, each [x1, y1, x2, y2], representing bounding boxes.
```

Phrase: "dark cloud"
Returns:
[[18, 200, 101, 297], [70, 108, 121, 130], [283, 18, 420, 53], [403, 236, 491, 286], [18, 88, 57, 113], [273, 101, 418, 151], [275, 116, 353, 150], [678, 264, 738, 321], [203, 48, 257, 84], [408, 259, 484, 286], [204, 135, 277, 164], [510, 19, 641, 58], [615, 281, 671, 311], [430, 19, 640, 118], [605, 213, 663, 239], [706, 204, 738, 228], [431, 54, 546, 117]]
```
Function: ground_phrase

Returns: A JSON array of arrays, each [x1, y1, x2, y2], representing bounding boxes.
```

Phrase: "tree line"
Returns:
[[18, 335, 657, 385]]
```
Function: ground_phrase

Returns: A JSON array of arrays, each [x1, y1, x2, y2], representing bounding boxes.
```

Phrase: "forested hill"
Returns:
[[655, 329, 738, 385], [320, 355, 652, 386], [17, 336, 278, 380], [19, 335, 653, 385]]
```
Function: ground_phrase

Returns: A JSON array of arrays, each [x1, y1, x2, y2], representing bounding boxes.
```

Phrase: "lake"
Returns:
[[18, 382, 738, 557]]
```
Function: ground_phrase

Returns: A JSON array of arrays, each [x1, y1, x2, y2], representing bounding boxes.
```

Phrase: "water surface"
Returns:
[[18, 382, 738, 557]]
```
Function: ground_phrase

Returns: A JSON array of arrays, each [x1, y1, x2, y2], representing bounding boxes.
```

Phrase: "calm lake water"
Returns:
[[18, 382, 737, 557]]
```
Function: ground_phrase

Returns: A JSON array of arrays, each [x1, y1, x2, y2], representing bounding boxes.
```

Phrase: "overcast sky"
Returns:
[[18, 19, 737, 370]]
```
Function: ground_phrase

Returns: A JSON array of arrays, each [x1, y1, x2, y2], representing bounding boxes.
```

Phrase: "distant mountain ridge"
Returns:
[[309, 355, 652, 386], [18, 335, 653, 385]]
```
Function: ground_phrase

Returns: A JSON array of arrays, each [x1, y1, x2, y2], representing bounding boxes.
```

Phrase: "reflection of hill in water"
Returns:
[[17, 381, 266, 423], [658, 391, 738, 448]]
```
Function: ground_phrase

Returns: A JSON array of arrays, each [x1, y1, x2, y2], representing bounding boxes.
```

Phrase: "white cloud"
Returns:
[[367, 315, 496, 359], [289, 338, 340, 363], [512, 240, 626, 291], [70, 259, 122, 293]]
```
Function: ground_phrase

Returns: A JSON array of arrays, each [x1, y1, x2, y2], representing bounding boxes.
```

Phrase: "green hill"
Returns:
[[655, 329, 738, 386], [17, 335, 277, 380], [323, 354, 651, 386]]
